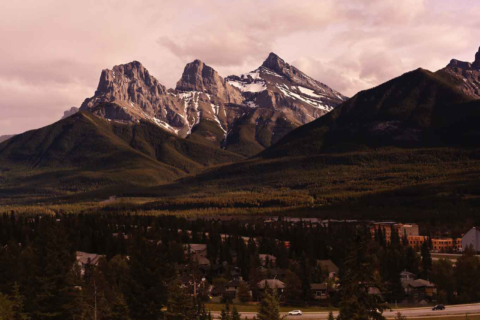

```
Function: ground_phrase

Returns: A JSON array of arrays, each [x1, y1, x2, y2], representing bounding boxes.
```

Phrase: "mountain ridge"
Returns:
[[79, 53, 347, 156], [260, 67, 479, 158], [436, 47, 480, 99]]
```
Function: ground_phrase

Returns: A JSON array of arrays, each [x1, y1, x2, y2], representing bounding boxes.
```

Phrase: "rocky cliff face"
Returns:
[[80, 61, 186, 134], [61, 107, 79, 119], [473, 47, 480, 69], [437, 47, 480, 99], [176, 60, 243, 104], [79, 54, 346, 156]]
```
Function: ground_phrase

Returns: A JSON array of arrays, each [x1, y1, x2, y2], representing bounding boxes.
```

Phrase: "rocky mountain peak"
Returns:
[[96, 61, 166, 95], [80, 61, 173, 124], [175, 60, 243, 104], [438, 46, 480, 99], [473, 47, 480, 68], [261, 52, 289, 75], [61, 107, 79, 119]]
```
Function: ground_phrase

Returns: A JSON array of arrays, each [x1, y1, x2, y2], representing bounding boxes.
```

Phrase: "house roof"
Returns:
[[317, 260, 339, 273], [227, 280, 242, 287], [403, 279, 435, 288], [258, 279, 285, 289], [184, 244, 207, 252], [269, 268, 288, 276], [193, 254, 210, 266], [311, 283, 328, 290], [211, 285, 226, 295], [259, 254, 277, 261], [76, 251, 104, 266]]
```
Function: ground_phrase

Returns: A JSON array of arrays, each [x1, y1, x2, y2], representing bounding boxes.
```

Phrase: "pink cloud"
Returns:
[[0, 0, 478, 135]]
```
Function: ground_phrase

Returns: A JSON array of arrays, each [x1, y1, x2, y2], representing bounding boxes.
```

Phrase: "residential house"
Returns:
[[224, 280, 247, 299], [259, 254, 277, 267], [402, 279, 437, 303], [317, 260, 339, 279], [184, 244, 208, 258], [257, 279, 285, 296], [311, 283, 332, 300], [210, 284, 226, 298], [76, 251, 104, 275], [192, 253, 210, 267], [400, 270, 416, 282], [400, 271, 437, 302]]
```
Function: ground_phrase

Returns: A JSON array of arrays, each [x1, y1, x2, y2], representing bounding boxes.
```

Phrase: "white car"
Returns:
[[288, 310, 303, 316]]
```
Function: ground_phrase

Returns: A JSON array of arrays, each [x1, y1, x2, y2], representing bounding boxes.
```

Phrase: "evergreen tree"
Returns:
[[237, 282, 251, 303], [107, 294, 131, 320], [219, 300, 231, 320], [299, 254, 311, 305], [0, 292, 14, 320], [395, 312, 407, 320], [30, 225, 77, 320], [454, 245, 480, 303], [337, 236, 388, 320], [257, 288, 282, 320], [430, 259, 454, 304], [125, 235, 173, 320], [164, 279, 196, 320], [327, 311, 335, 320], [11, 283, 30, 320], [420, 242, 432, 280], [404, 247, 420, 275], [231, 306, 241, 320], [284, 271, 302, 306]]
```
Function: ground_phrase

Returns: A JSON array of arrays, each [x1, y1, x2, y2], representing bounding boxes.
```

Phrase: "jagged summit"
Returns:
[[261, 52, 287, 73], [438, 46, 480, 99], [175, 59, 243, 104], [78, 54, 347, 157], [473, 46, 480, 68]]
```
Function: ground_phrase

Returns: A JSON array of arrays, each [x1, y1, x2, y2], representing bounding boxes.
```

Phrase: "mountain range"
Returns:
[[1, 47, 480, 216], [78, 53, 346, 156]]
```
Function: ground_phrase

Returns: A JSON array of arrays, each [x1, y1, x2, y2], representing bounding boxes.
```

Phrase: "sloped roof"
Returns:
[[184, 244, 207, 252], [318, 260, 339, 273], [76, 251, 104, 266], [258, 279, 285, 289], [311, 283, 328, 290], [403, 279, 435, 288]]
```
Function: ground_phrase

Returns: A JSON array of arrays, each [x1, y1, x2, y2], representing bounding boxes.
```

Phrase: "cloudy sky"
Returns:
[[0, 0, 479, 136]]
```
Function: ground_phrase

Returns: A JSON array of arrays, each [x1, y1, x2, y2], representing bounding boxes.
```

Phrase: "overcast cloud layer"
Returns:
[[0, 0, 478, 135]]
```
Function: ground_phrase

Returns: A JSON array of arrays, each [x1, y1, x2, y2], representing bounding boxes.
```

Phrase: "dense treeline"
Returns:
[[0, 213, 479, 320]]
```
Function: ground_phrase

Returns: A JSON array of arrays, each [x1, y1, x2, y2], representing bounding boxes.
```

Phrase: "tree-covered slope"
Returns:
[[0, 110, 244, 196], [260, 69, 480, 158]]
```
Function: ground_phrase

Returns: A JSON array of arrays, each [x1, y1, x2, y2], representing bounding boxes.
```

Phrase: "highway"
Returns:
[[211, 303, 480, 319]]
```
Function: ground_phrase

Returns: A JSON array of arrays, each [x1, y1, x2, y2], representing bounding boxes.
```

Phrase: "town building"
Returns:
[[257, 279, 285, 293], [76, 251, 104, 275], [370, 222, 419, 242], [462, 227, 480, 252], [259, 254, 277, 267], [407, 236, 462, 251], [317, 260, 339, 279], [402, 279, 437, 303], [400, 270, 437, 303], [311, 283, 334, 300]]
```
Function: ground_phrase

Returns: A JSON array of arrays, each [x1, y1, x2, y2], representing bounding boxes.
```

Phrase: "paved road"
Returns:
[[212, 303, 480, 319]]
